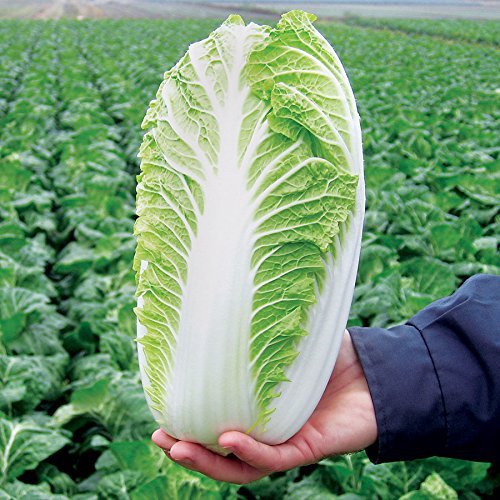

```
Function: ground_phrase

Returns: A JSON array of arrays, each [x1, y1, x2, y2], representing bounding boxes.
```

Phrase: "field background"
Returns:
[[0, 1, 499, 499], [1, 0, 500, 20]]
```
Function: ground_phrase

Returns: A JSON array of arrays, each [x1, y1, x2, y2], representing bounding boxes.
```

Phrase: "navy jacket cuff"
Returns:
[[349, 324, 447, 463]]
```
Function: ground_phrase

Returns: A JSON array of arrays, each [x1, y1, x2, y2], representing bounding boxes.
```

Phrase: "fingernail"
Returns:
[[177, 457, 193, 465]]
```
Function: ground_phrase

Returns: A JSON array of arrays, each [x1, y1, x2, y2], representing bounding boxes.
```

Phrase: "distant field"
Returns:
[[257, 1, 500, 20], [0, 1, 225, 19], [346, 16, 500, 45], [1, 0, 500, 20]]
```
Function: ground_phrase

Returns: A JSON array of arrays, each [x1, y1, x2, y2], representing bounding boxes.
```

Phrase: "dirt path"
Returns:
[[29, 0, 104, 19], [32, 0, 65, 19]]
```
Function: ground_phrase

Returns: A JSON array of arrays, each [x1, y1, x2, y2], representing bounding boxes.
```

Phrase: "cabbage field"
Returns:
[[0, 17, 498, 499]]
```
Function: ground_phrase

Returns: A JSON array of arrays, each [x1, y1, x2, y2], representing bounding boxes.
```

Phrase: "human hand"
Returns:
[[152, 330, 377, 484]]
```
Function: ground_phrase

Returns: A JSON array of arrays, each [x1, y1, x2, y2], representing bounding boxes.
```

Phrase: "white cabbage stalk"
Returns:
[[134, 10, 364, 452]]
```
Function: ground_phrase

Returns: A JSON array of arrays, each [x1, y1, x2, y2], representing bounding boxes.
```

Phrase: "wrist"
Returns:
[[345, 330, 378, 447]]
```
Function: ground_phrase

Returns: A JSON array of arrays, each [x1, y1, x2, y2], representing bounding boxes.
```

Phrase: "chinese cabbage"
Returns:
[[134, 10, 364, 451]]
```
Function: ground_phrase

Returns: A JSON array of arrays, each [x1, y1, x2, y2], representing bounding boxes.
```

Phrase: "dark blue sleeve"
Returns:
[[349, 274, 500, 463]]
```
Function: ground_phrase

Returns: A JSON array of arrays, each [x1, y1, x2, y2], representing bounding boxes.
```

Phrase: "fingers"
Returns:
[[168, 441, 264, 484], [151, 429, 264, 484], [151, 429, 177, 452], [151, 428, 311, 484], [218, 431, 306, 472]]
